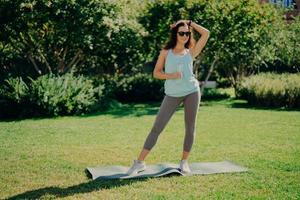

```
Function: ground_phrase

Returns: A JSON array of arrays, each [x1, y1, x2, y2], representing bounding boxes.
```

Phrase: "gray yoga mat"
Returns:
[[85, 160, 248, 180]]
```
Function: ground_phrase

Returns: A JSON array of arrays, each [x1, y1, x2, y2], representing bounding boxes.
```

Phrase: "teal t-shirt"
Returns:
[[164, 48, 200, 97]]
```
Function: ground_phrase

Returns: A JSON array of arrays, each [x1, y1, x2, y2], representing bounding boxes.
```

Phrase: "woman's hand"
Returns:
[[171, 71, 183, 79], [170, 19, 190, 29]]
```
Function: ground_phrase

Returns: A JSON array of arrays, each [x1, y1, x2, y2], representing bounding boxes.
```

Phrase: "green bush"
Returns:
[[0, 76, 29, 103], [202, 88, 231, 100], [114, 73, 164, 103], [236, 73, 300, 108], [0, 76, 34, 118], [0, 72, 108, 118], [29, 73, 103, 116], [90, 74, 119, 99]]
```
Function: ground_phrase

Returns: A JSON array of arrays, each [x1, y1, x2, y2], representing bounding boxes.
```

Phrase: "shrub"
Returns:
[[201, 88, 231, 100], [29, 72, 103, 116], [0, 76, 33, 118], [0, 76, 29, 103], [114, 73, 164, 103], [0, 72, 107, 118], [236, 73, 300, 108]]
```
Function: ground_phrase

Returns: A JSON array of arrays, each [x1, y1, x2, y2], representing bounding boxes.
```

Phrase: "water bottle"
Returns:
[[175, 62, 183, 84]]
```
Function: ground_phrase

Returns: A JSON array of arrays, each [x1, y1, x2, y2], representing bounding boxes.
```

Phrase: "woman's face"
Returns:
[[176, 25, 190, 44]]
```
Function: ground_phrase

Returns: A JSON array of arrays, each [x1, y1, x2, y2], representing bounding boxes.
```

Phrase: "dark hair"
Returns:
[[162, 22, 195, 50]]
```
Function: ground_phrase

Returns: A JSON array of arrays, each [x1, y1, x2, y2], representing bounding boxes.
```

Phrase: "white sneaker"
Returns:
[[179, 159, 191, 173], [126, 159, 146, 175]]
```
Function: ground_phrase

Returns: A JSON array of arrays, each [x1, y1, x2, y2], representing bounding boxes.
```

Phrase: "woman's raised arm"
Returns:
[[189, 21, 210, 59]]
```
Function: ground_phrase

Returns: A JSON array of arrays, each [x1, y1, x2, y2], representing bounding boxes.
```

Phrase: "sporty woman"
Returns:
[[127, 19, 210, 175]]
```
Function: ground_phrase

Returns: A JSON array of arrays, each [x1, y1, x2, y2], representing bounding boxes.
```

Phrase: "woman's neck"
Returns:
[[173, 44, 185, 51]]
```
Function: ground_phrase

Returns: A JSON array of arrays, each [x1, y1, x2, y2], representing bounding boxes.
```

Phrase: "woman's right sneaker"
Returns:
[[126, 159, 146, 175]]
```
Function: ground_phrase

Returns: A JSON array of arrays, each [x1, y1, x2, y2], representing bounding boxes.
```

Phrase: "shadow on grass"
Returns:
[[79, 102, 164, 118], [0, 114, 56, 122], [231, 100, 300, 112], [6, 173, 180, 200], [0, 101, 187, 122], [79, 99, 198, 118], [204, 98, 300, 112], [0, 101, 164, 122], [2, 98, 299, 122]]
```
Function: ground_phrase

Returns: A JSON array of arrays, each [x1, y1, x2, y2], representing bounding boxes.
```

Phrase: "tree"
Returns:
[[189, 0, 281, 93], [0, 0, 147, 78]]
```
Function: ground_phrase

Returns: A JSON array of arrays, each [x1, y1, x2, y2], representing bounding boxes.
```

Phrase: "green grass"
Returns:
[[1, 96, 300, 199]]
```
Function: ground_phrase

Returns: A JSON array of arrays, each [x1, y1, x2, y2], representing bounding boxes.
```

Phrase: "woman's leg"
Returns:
[[137, 95, 183, 161], [181, 90, 201, 160], [137, 149, 150, 162]]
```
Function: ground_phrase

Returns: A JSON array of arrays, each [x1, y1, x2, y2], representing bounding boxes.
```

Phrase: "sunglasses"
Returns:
[[177, 31, 191, 37]]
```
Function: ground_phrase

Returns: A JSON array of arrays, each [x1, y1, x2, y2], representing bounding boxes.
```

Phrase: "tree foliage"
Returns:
[[0, 0, 147, 78]]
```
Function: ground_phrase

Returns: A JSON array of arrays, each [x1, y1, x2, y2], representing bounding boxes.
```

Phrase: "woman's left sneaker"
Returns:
[[126, 159, 146, 175], [179, 159, 191, 173]]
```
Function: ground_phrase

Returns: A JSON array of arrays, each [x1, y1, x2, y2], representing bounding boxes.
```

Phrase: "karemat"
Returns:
[[85, 160, 248, 180]]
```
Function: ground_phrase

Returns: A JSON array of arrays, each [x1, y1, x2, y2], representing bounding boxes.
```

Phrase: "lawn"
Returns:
[[1, 95, 300, 199]]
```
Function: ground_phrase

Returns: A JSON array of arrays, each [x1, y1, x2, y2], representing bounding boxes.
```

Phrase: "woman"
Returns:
[[127, 19, 210, 175]]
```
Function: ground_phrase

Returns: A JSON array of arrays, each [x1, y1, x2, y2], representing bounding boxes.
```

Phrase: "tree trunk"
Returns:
[[27, 53, 42, 75], [62, 49, 83, 74], [200, 56, 219, 94], [56, 47, 68, 73], [37, 49, 52, 74], [193, 53, 204, 79]]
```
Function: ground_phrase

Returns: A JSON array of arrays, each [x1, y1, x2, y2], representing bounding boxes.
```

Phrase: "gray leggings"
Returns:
[[143, 90, 201, 152]]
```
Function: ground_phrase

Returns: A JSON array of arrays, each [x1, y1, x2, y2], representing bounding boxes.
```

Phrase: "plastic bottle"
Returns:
[[175, 62, 183, 84]]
